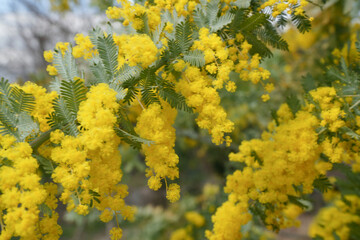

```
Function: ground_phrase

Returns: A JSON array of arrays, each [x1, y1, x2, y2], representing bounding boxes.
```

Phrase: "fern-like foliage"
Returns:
[[255, 21, 289, 51], [49, 98, 79, 136], [313, 174, 332, 193], [193, 8, 207, 29], [122, 77, 141, 105], [157, 78, 193, 112], [238, 13, 267, 33], [0, 104, 19, 137], [89, 57, 108, 84], [53, 48, 79, 81], [291, 12, 312, 33], [0, 78, 14, 111], [0, 78, 37, 140], [10, 87, 35, 114], [175, 20, 194, 53], [97, 34, 119, 82], [183, 50, 205, 67], [60, 78, 87, 116], [115, 64, 141, 84], [225, 10, 289, 58], [140, 68, 160, 107], [211, 12, 235, 32]]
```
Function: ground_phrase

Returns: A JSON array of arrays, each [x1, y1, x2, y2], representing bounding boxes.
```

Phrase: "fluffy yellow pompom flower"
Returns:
[[21, 82, 58, 132], [114, 34, 158, 68], [110, 227, 123, 240], [55, 42, 69, 55], [170, 228, 193, 240], [72, 33, 97, 59], [44, 50, 54, 62], [46, 64, 58, 76], [185, 211, 206, 227], [261, 94, 270, 102], [166, 183, 181, 203]]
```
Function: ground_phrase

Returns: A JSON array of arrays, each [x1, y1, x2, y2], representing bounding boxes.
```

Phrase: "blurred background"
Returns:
[[0, 0, 359, 239]]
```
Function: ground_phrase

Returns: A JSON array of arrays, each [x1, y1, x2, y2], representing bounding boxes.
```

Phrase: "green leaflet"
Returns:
[[183, 50, 205, 67], [53, 48, 79, 81], [97, 34, 119, 82]]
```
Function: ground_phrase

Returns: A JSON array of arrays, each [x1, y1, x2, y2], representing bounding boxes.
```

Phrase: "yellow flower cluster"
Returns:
[[170, 228, 194, 240], [44, 42, 69, 76], [135, 103, 180, 202], [39, 182, 63, 240], [185, 211, 206, 227], [208, 103, 325, 237], [192, 28, 234, 90], [332, 32, 360, 65], [205, 201, 251, 240], [107, 0, 161, 31], [310, 87, 346, 132], [309, 195, 360, 240], [107, 0, 196, 31], [154, 0, 197, 18], [192, 29, 271, 95], [51, 84, 135, 237], [0, 135, 47, 239], [72, 33, 97, 59], [113, 34, 159, 69], [21, 82, 58, 132], [176, 65, 234, 145], [260, 0, 309, 18]]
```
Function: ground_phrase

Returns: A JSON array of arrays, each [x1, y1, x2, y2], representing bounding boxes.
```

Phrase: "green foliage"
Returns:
[[97, 34, 119, 82], [333, 163, 360, 196], [53, 48, 79, 81], [313, 174, 332, 193], [301, 73, 317, 92], [286, 94, 301, 115], [60, 78, 87, 116], [115, 109, 153, 149], [49, 98, 79, 136], [291, 12, 312, 34], [34, 154, 54, 175], [175, 20, 194, 53], [183, 50, 205, 67], [0, 78, 37, 140], [225, 10, 289, 58]]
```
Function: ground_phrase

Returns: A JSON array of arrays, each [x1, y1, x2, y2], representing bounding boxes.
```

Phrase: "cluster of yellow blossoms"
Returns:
[[51, 84, 135, 239], [72, 33, 97, 59], [21, 82, 58, 132], [260, 0, 309, 18], [208, 85, 360, 239], [107, 0, 197, 30], [44, 42, 70, 76], [135, 103, 180, 202], [309, 195, 360, 240], [176, 65, 234, 145], [113, 34, 159, 69], [0, 0, 319, 239], [0, 135, 61, 239]]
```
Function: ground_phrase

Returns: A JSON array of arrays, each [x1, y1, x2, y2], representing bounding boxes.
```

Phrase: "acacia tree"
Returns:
[[1, 0, 360, 239]]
